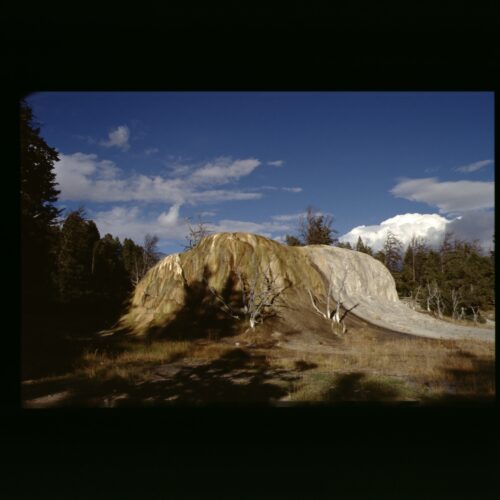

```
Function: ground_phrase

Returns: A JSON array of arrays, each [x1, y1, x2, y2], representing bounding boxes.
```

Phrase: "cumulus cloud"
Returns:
[[339, 213, 451, 251], [447, 210, 495, 251], [100, 125, 130, 151], [267, 160, 284, 167], [55, 153, 263, 205], [455, 159, 493, 173], [390, 177, 494, 214], [339, 212, 494, 252]]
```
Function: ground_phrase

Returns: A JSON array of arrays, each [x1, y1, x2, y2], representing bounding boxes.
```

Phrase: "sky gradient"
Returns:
[[26, 91, 494, 254]]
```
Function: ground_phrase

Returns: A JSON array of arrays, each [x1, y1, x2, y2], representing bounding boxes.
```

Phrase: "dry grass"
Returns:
[[189, 342, 234, 361], [24, 321, 495, 405], [76, 340, 193, 381], [268, 328, 495, 401], [287, 372, 420, 402]]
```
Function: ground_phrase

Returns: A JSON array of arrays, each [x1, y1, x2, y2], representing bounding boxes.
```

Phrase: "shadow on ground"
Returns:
[[323, 372, 407, 402], [22, 348, 301, 407]]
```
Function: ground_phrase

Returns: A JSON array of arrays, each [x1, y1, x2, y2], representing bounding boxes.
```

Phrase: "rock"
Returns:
[[117, 232, 494, 342]]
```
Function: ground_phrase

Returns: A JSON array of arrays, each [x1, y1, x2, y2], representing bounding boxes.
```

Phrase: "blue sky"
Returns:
[[27, 92, 495, 254]]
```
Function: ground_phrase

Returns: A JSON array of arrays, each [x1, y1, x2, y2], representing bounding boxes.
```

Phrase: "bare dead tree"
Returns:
[[404, 285, 421, 310], [308, 265, 352, 335], [425, 282, 434, 313], [206, 285, 241, 320], [451, 289, 461, 320], [471, 306, 480, 324], [459, 306, 466, 321], [184, 216, 212, 250], [426, 281, 443, 318], [207, 256, 288, 329], [237, 258, 288, 329], [435, 285, 443, 319], [131, 234, 160, 285]]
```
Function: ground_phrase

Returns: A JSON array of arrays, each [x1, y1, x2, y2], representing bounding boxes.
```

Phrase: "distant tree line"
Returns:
[[21, 100, 160, 343], [285, 205, 494, 322]]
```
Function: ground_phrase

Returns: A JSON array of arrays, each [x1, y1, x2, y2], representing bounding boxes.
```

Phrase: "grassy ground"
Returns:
[[267, 328, 495, 402], [22, 323, 495, 407]]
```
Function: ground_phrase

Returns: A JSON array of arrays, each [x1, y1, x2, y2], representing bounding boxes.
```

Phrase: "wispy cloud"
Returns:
[[271, 212, 304, 222], [75, 134, 97, 145], [189, 157, 260, 184], [100, 125, 130, 151], [390, 177, 494, 214], [55, 153, 263, 205], [144, 147, 159, 155], [454, 159, 493, 173], [92, 205, 298, 249], [267, 160, 284, 167], [259, 186, 302, 193]]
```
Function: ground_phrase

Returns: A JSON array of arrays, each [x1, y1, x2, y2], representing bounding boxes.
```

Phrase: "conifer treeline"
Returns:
[[337, 233, 494, 322], [21, 100, 159, 338]]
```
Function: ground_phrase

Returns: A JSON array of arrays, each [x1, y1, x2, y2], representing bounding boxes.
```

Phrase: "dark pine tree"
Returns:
[[355, 236, 373, 255], [58, 209, 100, 304], [285, 234, 303, 246], [383, 231, 403, 273], [92, 234, 131, 305], [336, 241, 353, 249], [21, 99, 61, 304], [299, 206, 338, 245]]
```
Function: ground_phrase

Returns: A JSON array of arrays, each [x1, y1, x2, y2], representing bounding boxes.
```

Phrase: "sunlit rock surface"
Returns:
[[119, 232, 494, 342]]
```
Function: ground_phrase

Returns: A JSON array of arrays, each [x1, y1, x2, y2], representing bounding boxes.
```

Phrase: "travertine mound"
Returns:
[[118, 232, 494, 342]]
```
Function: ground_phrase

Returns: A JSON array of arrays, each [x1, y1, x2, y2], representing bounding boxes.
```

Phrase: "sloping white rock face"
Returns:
[[301, 245, 495, 343]]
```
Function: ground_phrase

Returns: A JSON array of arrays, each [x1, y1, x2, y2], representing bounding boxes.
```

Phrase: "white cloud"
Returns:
[[208, 217, 295, 238], [168, 164, 192, 177], [271, 212, 304, 222], [190, 157, 261, 184], [92, 205, 187, 244], [455, 159, 493, 173], [100, 125, 130, 151], [55, 153, 263, 205], [145, 147, 159, 155], [447, 210, 495, 251], [190, 190, 262, 203], [157, 204, 181, 227], [259, 186, 302, 193], [339, 212, 494, 252], [339, 213, 451, 251], [390, 177, 494, 214], [91, 205, 297, 249], [268, 160, 284, 167]]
